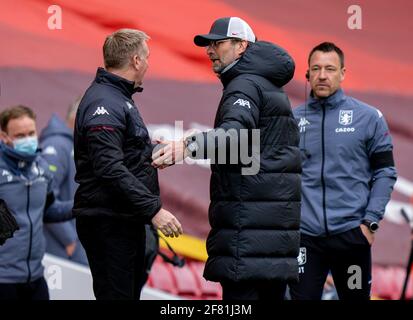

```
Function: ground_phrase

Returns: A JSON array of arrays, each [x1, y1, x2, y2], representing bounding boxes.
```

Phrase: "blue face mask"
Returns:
[[13, 136, 38, 155]]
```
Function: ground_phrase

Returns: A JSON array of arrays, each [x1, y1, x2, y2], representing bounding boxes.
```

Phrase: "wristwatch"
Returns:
[[362, 220, 379, 233]]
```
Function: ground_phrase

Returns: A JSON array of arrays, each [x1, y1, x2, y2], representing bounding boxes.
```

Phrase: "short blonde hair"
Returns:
[[103, 29, 149, 69]]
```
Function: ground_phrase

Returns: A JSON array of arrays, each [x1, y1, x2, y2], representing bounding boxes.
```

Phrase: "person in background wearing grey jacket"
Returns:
[[290, 42, 397, 300], [40, 97, 88, 265], [0, 105, 73, 300]]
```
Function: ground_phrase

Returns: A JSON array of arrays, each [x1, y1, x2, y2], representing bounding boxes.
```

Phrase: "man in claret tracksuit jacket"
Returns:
[[290, 42, 397, 300]]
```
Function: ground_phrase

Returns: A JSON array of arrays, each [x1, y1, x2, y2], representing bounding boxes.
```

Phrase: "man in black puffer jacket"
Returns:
[[152, 17, 301, 300]]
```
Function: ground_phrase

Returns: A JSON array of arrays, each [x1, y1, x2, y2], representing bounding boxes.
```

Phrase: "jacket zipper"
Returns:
[[320, 102, 329, 236], [25, 182, 33, 283]]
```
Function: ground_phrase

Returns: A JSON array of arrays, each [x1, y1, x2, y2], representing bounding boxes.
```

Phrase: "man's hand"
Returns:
[[151, 208, 183, 238], [360, 224, 375, 245], [151, 139, 188, 169], [65, 242, 77, 257], [0, 131, 13, 146]]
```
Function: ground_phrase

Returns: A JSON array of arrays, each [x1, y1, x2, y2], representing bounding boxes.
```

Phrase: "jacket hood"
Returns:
[[39, 114, 72, 141], [220, 41, 295, 87]]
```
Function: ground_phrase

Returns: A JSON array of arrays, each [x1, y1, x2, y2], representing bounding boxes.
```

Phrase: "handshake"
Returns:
[[151, 137, 192, 169]]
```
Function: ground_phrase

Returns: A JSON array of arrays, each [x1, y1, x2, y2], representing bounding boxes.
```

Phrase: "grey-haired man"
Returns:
[[152, 17, 301, 300]]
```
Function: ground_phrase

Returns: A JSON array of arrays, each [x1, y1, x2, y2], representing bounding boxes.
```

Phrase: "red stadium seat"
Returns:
[[148, 257, 178, 295], [372, 266, 393, 299], [189, 261, 222, 300], [167, 263, 202, 299]]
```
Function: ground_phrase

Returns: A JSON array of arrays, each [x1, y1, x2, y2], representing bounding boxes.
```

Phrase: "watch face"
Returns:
[[370, 222, 379, 232]]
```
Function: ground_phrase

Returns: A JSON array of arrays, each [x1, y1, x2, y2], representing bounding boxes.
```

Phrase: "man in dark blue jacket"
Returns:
[[73, 28, 183, 300], [291, 42, 397, 300], [40, 98, 87, 265], [0, 105, 73, 300]]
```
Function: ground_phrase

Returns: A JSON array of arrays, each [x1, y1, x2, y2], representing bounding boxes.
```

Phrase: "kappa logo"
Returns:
[[298, 117, 310, 133], [233, 98, 251, 109], [93, 106, 109, 116], [297, 247, 307, 266], [339, 110, 353, 125]]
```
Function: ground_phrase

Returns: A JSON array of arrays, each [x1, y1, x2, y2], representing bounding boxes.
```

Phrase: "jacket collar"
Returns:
[[218, 59, 240, 87], [308, 88, 346, 110], [95, 68, 143, 98], [0, 143, 38, 176]]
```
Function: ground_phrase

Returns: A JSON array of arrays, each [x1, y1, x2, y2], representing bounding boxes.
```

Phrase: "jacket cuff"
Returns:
[[147, 198, 162, 222], [46, 223, 77, 246], [363, 211, 382, 223]]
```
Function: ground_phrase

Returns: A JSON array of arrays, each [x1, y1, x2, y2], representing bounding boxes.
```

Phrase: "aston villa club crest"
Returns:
[[339, 110, 353, 125]]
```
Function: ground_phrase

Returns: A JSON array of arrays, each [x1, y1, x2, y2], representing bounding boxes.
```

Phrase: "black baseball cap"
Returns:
[[194, 17, 256, 47]]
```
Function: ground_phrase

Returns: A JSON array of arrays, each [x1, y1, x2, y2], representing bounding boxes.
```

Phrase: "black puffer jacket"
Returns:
[[197, 41, 301, 282], [73, 68, 161, 222]]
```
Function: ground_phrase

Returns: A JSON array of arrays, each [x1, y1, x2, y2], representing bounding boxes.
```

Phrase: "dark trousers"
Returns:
[[0, 277, 49, 300], [221, 280, 287, 300], [76, 216, 146, 300], [290, 227, 372, 300]]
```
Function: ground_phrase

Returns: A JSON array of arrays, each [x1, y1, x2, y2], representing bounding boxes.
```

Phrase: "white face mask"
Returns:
[[13, 136, 38, 155]]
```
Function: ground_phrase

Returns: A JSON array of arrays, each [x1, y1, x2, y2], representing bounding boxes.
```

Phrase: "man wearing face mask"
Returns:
[[73, 29, 183, 300], [0, 105, 73, 300]]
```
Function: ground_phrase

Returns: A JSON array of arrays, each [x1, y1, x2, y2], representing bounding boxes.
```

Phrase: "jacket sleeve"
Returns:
[[189, 81, 260, 161], [44, 192, 74, 223], [85, 126, 161, 220], [364, 110, 397, 223], [41, 137, 69, 199], [44, 222, 77, 247]]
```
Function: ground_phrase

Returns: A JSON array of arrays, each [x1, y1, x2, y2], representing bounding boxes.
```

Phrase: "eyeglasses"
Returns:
[[207, 39, 237, 49]]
